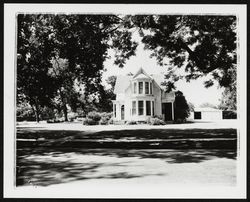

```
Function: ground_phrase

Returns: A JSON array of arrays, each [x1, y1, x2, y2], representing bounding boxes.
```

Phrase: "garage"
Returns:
[[192, 107, 223, 120]]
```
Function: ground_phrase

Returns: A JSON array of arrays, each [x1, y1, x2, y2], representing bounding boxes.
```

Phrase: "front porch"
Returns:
[[112, 100, 174, 122]]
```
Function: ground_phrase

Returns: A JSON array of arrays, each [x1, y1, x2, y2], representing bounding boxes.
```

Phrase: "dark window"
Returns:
[[150, 82, 152, 94], [146, 101, 151, 115], [139, 82, 143, 94], [145, 82, 149, 94], [152, 101, 154, 116], [194, 112, 202, 119], [121, 105, 125, 120], [114, 104, 116, 118], [132, 101, 136, 115], [138, 101, 144, 115]]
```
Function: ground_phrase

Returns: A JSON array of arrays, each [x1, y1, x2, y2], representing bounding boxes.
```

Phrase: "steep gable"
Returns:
[[133, 67, 152, 79], [114, 69, 167, 94]]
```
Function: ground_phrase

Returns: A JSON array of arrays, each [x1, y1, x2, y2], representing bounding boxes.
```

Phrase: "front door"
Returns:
[[162, 103, 172, 121], [121, 105, 125, 120]]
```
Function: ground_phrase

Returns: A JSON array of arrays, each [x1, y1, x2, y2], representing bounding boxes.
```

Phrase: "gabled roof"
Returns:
[[194, 107, 222, 112], [114, 68, 166, 94], [133, 67, 152, 79]]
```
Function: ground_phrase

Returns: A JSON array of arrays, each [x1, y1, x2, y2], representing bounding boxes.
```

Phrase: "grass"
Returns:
[[16, 127, 237, 149], [17, 128, 237, 140]]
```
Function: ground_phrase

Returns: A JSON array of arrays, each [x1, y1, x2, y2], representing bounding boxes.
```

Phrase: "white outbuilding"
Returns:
[[190, 107, 223, 120]]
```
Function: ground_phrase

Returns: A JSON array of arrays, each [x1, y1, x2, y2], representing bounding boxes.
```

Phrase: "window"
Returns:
[[121, 105, 125, 120], [145, 82, 149, 94], [139, 82, 143, 94], [146, 101, 151, 115], [132, 101, 136, 115], [150, 82, 152, 94], [133, 82, 137, 94], [138, 101, 144, 115], [152, 101, 154, 116], [114, 104, 116, 118], [194, 112, 201, 119]]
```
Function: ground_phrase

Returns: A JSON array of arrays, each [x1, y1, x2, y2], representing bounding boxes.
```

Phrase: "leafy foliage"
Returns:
[[17, 14, 137, 122], [174, 91, 190, 121], [126, 15, 237, 91], [17, 14, 57, 122], [199, 102, 218, 109]]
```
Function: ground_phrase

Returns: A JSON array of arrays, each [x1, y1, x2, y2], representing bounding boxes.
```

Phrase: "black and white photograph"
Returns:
[[3, 3, 247, 199]]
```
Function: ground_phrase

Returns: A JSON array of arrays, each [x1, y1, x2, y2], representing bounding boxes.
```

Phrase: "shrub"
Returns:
[[174, 118, 186, 124], [46, 119, 64, 124], [82, 118, 98, 125], [68, 112, 78, 122], [108, 118, 114, 125], [126, 120, 137, 125], [99, 117, 109, 125], [87, 111, 101, 122], [223, 111, 237, 119], [148, 117, 166, 125], [100, 112, 113, 120]]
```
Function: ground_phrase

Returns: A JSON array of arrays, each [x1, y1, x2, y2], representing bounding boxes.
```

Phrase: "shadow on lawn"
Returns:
[[16, 148, 236, 187], [17, 128, 237, 140]]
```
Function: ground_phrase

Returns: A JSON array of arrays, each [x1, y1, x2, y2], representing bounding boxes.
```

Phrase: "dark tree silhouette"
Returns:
[[174, 91, 190, 122]]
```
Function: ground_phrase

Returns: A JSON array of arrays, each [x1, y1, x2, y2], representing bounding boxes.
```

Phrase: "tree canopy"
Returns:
[[124, 15, 237, 91], [17, 14, 237, 122]]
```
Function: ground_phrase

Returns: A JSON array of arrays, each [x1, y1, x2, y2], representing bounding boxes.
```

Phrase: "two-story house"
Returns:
[[112, 68, 175, 122]]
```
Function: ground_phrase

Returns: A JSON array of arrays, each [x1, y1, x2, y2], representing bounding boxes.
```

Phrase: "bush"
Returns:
[[87, 111, 101, 122], [68, 112, 78, 122], [99, 117, 109, 125], [108, 118, 114, 125], [82, 118, 98, 125], [223, 111, 237, 119], [174, 118, 186, 124], [83, 111, 113, 125], [47, 119, 64, 123], [126, 120, 137, 125], [148, 117, 166, 125], [100, 112, 113, 120]]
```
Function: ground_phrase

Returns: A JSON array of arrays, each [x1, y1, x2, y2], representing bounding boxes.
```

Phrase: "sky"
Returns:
[[102, 34, 223, 108]]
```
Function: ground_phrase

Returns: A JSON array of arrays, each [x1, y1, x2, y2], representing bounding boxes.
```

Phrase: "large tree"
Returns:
[[17, 14, 138, 121], [123, 15, 237, 91], [17, 14, 57, 122]]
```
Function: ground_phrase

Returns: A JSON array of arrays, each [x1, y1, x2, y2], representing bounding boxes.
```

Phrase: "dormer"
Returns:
[[131, 67, 153, 95]]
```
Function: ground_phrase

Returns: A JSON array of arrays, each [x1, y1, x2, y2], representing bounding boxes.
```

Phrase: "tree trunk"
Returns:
[[33, 104, 40, 123], [63, 104, 68, 122]]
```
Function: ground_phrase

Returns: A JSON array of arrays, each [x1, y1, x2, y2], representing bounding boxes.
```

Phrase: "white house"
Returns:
[[112, 68, 175, 122]]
